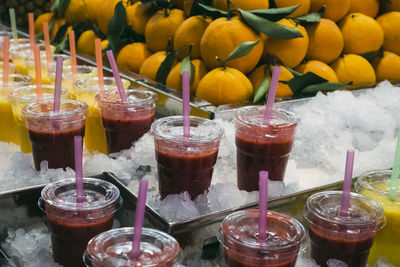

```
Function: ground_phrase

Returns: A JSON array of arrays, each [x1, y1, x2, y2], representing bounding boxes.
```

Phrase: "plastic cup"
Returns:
[[0, 61, 16, 75], [0, 74, 32, 145], [151, 116, 224, 199], [303, 191, 384, 267], [48, 65, 97, 95], [97, 89, 157, 154], [25, 53, 71, 84], [8, 85, 68, 153], [355, 170, 400, 266], [83, 227, 180, 267], [74, 77, 131, 154], [10, 43, 55, 75], [23, 99, 88, 170], [217, 209, 305, 267], [233, 106, 298, 192], [40, 178, 120, 267]]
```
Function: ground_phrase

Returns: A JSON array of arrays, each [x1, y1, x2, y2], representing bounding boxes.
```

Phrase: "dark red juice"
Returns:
[[236, 135, 294, 192], [224, 249, 297, 267], [155, 149, 218, 199], [46, 213, 114, 267], [102, 113, 154, 154], [309, 225, 374, 267], [29, 127, 85, 170]]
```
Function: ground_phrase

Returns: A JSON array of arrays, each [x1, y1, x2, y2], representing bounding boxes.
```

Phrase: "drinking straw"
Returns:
[[263, 66, 281, 125], [9, 9, 18, 45], [34, 45, 42, 101], [28, 13, 35, 52], [94, 38, 104, 95], [43, 22, 52, 65], [2, 36, 10, 85], [258, 171, 268, 242], [106, 50, 127, 102], [53, 57, 63, 112], [68, 30, 77, 76], [74, 136, 85, 203], [130, 179, 149, 259], [340, 149, 355, 217], [389, 135, 400, 200], [182, 71, 190, 138]]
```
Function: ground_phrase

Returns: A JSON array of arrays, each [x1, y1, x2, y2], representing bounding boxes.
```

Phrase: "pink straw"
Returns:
[[130, 179, 149, 259], [28, 13, 35, 52], [69, 30, 77, 76], [53, 57, 63, 113], [340, 149, 355, 217], [2, 36, 10, 84], [106, 50, 127, 102], [182, 71, 190, 138], [258, 171, 268, 243], [74, 136, 84, 203], [263, 66, 281, 125]]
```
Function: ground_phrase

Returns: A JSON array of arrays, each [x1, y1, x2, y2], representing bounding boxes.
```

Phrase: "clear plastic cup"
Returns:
[[8, 85, 68, 153], [303, 191, 384, 267], [97, 89, 157, 154], [233, 106, 298, 192], [23, 100, 88, 170], [151, 116, 224, 199], [10, 43, 55, 75], [48, 65, 97, 95], [217, 209, 305, 267], [0, 74, 32, 144], [74, 77, 131, 154], [0, 61, 16, 75], [84, 227, 180, 267], [25, 53, 71, 84], [40, 178, 120, 267], [355, 170, 400, 266]]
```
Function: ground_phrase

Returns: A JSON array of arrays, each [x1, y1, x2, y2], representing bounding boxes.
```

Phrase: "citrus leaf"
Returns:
[[225, 39, 260, 62], [253, 76, 270, 104], [198, 3, 228, 19], [301, 82, 347, 94], [141, 0, 158, 3], [180, 56, 195, 83], [107, 1, 128, 54], [156, 51, 178, 84], [361, 49, 381, 63], [35, 32, 44, 41], [239, 9, 303, 40], [51, 23, 69, 44], [55, 35, 69, 53], [285, 66, 302, 78], [92, 23, 107, 40], [295, 12, 321, 23], [51, 0, 70, 18], [250, 5, 299, 21], [288, 72, 327, 94]]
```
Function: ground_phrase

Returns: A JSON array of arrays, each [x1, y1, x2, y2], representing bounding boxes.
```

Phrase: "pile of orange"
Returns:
[[35, 0, 400, 106]]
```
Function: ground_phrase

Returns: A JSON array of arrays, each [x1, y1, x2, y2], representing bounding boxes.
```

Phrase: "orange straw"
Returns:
[[34, 45, 43, 101], [95, 38, 104, 95], [2, 36, 10, 85], [69, 30, 77, 76], [28, 13, 35, 52], [43, 22, 52, 65]]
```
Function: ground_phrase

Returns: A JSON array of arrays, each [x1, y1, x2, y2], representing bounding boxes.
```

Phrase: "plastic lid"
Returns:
[[97, 89, 157, 105], [233, 106, 298, 128], [74, 76, 131, 93], [23, 99, 88, 119], [8, 84, 68, 103]]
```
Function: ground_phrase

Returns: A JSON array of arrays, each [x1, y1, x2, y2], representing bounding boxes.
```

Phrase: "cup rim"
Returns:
[[74, 76, 131, 93], [0, 74, 33, 88], [8, 84, 68, 103], [96, 89, 158, 106], [22, 99, 88, 119]]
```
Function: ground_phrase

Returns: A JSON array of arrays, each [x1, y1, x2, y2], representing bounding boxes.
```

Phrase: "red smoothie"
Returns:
[[29, 126, 85, 170]]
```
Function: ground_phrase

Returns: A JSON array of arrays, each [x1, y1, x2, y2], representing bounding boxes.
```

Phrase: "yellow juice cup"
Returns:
[[10, 43, 55, 75], [48, 65, 97, 98], [0, 61, 17, 75], [8, 85, 69, 153], [25, 54, 71, 85], [0, 74, 32, 145], [74, 77, 131, 154], [355, 170, 400, 266]]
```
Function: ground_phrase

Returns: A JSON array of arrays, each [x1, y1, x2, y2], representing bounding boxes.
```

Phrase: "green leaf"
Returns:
[[107, 1, 128, 54], [253, 76, 270, 104], [301, 82, 347, 94], [156, 51, 178, 84], [288, 72, 327, 94], [250, 5, 299, 21], [180, 56, 195, 83], [92, 23, 107, 40], [198, 3, 228, 19], [286, 66, 302, 78], [239, 9, 303, 40], [225, 39, 260, 62], [295, 12, 321, 23], [141, 0, 158, 3], [361, 49, 381, 63], [35, 32, 44, 42], [55, 35, 69, 53], [51, 23, 69, 44], [51, 0, 70, 18]]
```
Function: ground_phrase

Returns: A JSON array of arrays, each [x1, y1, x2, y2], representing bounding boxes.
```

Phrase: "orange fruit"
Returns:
[[34, 13, 54, 33], [306, 18, 344, 64], [96, 0, 128, 36], [139, 51, 177, 81], [213, 0, 269, 10], [310, 0, 350, 22], [117, 43, 152, 74], [166, 59, 208, 93], [376, 12, 400, 56], [296, 60, 338, 82], [330, 54, 376, 85], [200, 16, 263, 74], [348, 0, 379, 18], [274, 0, 311, 17], [65, 0, 86, 23], [77, 30, 96, 55], [372, 51, 400, 82], [84, 0, 104, 22], [126, 1, 152, 35]]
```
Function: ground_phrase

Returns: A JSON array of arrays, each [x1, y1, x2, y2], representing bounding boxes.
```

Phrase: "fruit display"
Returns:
[[29, 0, 400, 106]]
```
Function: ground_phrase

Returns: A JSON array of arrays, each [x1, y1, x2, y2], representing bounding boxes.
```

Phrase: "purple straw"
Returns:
[[340, 149, 355, 217], [182, 71, 190, 138], [130, 179, 149, 259], [258, 171, 268, 242], [263, 66, 281, 125], [74, 136, 84, 203], [53, 57, 63, 113], [106, 50, 127, 102]]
